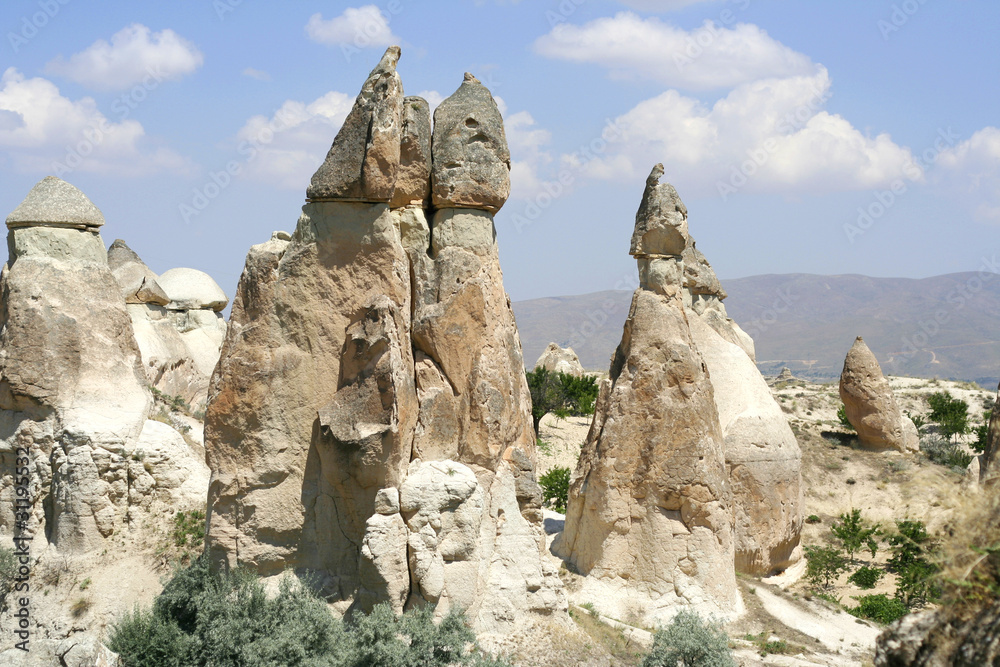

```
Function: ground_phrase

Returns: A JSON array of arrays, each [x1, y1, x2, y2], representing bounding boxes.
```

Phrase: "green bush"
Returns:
[[804, 545, 848, 589], [848, 594, 908, 624], [919, 436, 973, 470], [837, 405, 855, 431], [526, 368, 599, 434], [539, 466, 571, 513], [830, 509, 879, 563], [805, 515, 821, 524], [643, 609, 736, 667], [848, 565, 884, 590], [559, 373, 599, 416], [973, 410, 992, 453], [927, 391, 969, 441], [0, 546, 17, 607], [886, 519, 942, 608], [172, 510, 206, 548], [110, 557, 509, 667]]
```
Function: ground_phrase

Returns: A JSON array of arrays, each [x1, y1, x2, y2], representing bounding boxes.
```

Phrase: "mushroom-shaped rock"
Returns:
[[839, 337, 918, 452], [390, 96, 432, 208], [534, 342, 585, 377], [307, 46, 403, 202], [630, 164, 688, 257], [107, 239, 170, 305], [5, 176, 104, 230], [431, 73, 510, 213], [158, 267, 229, 312]]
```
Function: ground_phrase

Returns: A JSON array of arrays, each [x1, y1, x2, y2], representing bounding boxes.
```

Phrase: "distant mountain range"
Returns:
[[512, 272, 1000, 387]]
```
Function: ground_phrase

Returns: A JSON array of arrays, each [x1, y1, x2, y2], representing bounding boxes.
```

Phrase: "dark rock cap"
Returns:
[[6, 176, 105, 229], [630, 164, 688, 257], [389, 96, 432, 208]]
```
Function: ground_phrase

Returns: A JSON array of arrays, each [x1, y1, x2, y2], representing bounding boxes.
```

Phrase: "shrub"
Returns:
[[886, 519, 942, 608], [805, 515, 821, 524], [0, 546, 16, 606], [559, 373, 599, 416], [927, 391, 969, 441], [539, 466, 571, 513], [848, 594, 908, 625], [173, 510, 206, 549], [973, 410, 992, 453], [920, 436, 973, 470], [830, 509, 879, 563], [837, 405, 855, 431], [804, 545, 848, 589], [526, 368, 600, 434], [643, 609, 736, 667], [906, 411, 926, 433], [848, 565, 884, 590]]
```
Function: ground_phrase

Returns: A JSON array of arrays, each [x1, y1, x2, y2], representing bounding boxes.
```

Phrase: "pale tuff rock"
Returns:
[[206, 52, 562, 634], [0, 177, 208, 556], [111, 245, 228, 412], [0, 637, 120, 666], [875, 602, 1000, 666], [534, 342, 585, 377], [5, 176, 104, 231], [431, 73, 511, 213], [107, 239, 169, 305], [552, 287, 742, 624], [390, 96, 432, 209], [840, 337, 919, 452], [158, 267, 229, 312], [630, 164, 688, 258], [307, 47, 403, 202]]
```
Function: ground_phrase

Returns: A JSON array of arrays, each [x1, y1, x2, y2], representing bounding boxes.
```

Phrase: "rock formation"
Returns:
[[0, 177, 209, 555], [553, 165, 742, 623], [875, 604, 1000, 666], [840, 337, 919, 452], [205, 47, 563, 635], [109, 240, 228, 412], [533, 342, 585, 377], [981, 381, 1000, 485]]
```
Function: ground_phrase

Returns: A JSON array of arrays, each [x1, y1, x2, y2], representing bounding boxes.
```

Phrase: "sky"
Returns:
[[0, 0, 998, 304]]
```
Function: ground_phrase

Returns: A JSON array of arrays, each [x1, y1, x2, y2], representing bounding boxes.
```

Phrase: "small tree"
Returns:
[[973, 410, 992, 453], [804, 545, 849, 589], [526, 368, 566, 435], [539, 467, 571, 513], [830, 509, 880, 564], [886, 519, 941, 608], [927, 391, 969, 441], [643, 609, 736, 667]]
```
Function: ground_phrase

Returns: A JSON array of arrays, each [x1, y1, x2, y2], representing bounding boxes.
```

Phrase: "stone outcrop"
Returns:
[[430, 73, 510, 213], [206, 47, 562, 636], [533, 343, 585, 377], [840, 337, 919, 452], [307, 46, 403, 202], [553, 165, 742, 624], [0, 178, 209, 555], [981, 381, 1000, 485], [0, 636, 120, 666], [109, 241, 228, 412], [875, 603, 1000, 666]]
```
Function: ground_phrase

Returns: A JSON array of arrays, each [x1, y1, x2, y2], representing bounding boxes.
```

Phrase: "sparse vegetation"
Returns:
[[805, 514, 821, 524], [173, 510, 206, 549], [848, 594, 907, 625], [920, 436, 973, 470], [830, 509, 879, 564], [539, 466, 571, 513], [804, 545, 848, 589], [643, 609, 735, 667], [0, 546, 16, 607], [837, 405, 855, 431], [926, 391, 969, 441]]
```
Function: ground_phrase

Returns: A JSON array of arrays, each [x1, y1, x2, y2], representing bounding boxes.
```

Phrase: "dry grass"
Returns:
[[937, 483, 1000, 616]]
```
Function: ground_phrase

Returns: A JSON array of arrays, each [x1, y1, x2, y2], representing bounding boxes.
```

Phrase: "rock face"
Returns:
[[389, 96, 432, 209], [840, 337, 919, 452], [0, 178, 209, 555], [875, 600, 1000, 666], [534, 343, 585, 377], [981, 381, 1000, 485], [307, 46, 403, 202], [109, 242, 228, 412], [206, 48, 562, 636], [553, 165, 742, 624], [430, 73, 510, 213]]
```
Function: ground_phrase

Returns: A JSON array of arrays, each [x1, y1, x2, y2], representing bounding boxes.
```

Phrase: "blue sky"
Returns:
[[1, 0, 998, 303]]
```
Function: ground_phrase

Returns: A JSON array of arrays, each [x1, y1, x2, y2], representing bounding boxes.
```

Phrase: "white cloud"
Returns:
[[305, 6, 399, 48], [570, 68, 918, 197], [618, 0, 720, 10], [505, 110, 554, 200], [235, 91, 355, 189], [242, 67, 271, 82], [414, 89, 444, 112], [934, 127, 1000, 222], [0, 68, 191, 176], [534, 12, 814, 90], [46, 24, 203, 91]]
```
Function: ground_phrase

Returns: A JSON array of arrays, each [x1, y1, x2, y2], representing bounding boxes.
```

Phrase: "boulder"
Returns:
[[5, 176, 104, 231], [533, 342, 585, 377], [430, 73, 510, 213], [107, 239, 169, 305], [307, 46, 403, 202], [158, 267, 228, 312], [839, 337, 919, 452]]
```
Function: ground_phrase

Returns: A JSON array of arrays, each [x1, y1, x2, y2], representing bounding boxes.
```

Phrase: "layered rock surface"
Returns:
[[0, 178, 209, 556], [840, 337, 919, 452], [533, 342, 585, 377], [109, 240, 228, 412], [206, 47, 562, 635]]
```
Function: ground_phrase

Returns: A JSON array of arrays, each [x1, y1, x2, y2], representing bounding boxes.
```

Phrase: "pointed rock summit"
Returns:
[[534, 343, 585, 377], [840, 337, 919, 452], [108, 239, 170, 305], [307, 46, 404, 202], [207, 49, 562, 637], [5, 175, 104, 230], [430, 72, 510, 213]]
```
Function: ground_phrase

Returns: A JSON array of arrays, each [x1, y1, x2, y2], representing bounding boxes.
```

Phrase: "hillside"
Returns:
[[513, 272, 1000, 386]]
